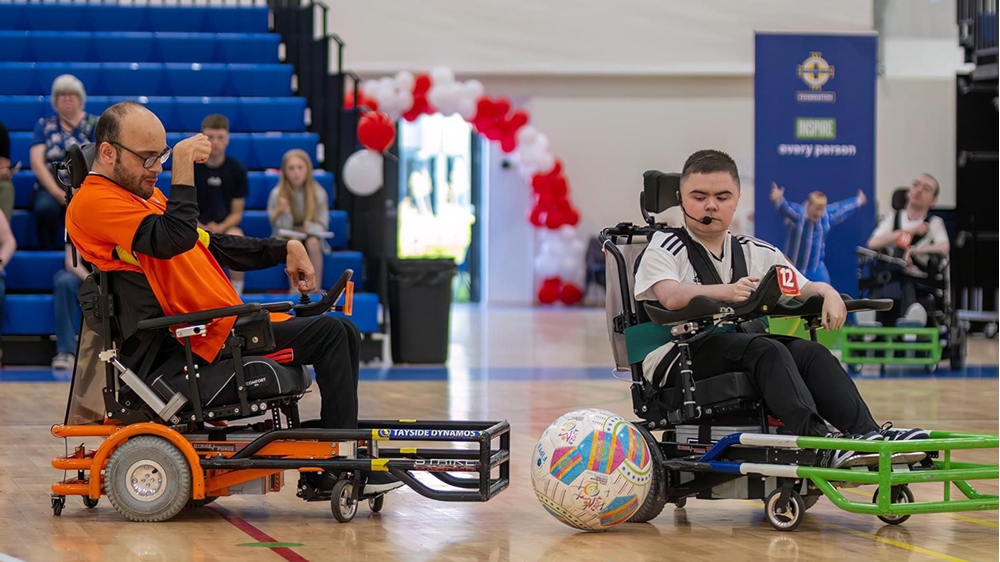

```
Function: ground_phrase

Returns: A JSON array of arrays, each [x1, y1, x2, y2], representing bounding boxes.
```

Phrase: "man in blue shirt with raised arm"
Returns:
[[770, 182, 867, 284]]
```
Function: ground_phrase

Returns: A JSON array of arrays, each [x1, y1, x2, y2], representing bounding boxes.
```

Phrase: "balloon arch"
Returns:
[[343, 67, 586, 305]]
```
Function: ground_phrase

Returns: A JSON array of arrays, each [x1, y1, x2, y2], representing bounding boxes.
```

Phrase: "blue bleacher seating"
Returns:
[[5, 250, 361, 293], [1, 1, 381, 342], [0, 4, 270, 34], [241, 210, 349, 249], [0, 96, 306, 133], [3, 293, 378, 335], [13, 170, 334, 212], [8, 132, 318, 171], [0, 62, 293, 97]]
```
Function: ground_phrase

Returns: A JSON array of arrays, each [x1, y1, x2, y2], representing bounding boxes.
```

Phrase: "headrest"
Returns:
[[891, 188, 908, 211], [642, 170, 681, 213], [65, 143, 95, 190]]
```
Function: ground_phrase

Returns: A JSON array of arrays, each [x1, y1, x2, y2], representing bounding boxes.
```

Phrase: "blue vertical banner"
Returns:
[[754, 32, 877, 296]]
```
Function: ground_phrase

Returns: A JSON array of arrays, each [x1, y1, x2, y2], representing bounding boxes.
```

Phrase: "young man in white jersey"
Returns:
[[633, 150, 926, 468], [866, 173, 950, 327]]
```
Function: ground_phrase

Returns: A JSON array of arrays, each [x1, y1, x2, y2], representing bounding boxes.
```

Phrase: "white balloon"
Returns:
[[394, 71, 415, 92], [534, 254, 560, 279], [535, 151, 556, 175], [558, 225, 577, 243], [532, 133, 549, 152], [570, 239, 587, 257], [464, 79, 484, 99], [557, 256, 581, 281], [430, 66, 455, 85], [343, 149, 384, 196], [541, 239, 566, 260], [378, 76, 395, 92], [516, 125, 539, 147], [457, 97, 477, 120], [360, 79, 378, 99]]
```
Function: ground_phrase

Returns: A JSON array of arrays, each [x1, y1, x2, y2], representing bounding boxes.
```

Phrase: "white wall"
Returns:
[[330, 0, 872, 75], [330, 0, 967, 304]]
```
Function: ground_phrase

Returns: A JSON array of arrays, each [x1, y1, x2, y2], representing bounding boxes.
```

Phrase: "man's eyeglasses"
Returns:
[[112, 142, 172, 169]]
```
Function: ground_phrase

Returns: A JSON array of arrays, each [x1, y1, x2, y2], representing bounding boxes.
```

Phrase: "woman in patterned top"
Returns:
[[29, 74, 98, 249]]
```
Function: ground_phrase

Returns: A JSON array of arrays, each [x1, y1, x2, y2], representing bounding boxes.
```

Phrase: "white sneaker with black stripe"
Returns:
[[880, 422, 930, 465], [826, 430, 884, 469]]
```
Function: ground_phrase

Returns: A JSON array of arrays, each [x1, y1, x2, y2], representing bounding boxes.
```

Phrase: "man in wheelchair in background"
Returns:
[[633, 150, 927, 469], [863, 173, 950, 329], [64, 101, 402, 495]]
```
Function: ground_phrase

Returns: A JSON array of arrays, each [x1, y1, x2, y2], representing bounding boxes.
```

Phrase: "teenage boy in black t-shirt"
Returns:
[[194, 114, 248, 294]]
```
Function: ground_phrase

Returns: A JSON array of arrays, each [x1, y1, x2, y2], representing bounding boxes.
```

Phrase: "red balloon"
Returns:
[[413, 73, 432, 95], [357, 111, 396, 152], [538, 277, 562, 304], [344, 90, 378, 112], [544, 209, 566, 230], [560, 283, 583, 305], [565, 207, 580, 226], [528, 205, 545, 227]]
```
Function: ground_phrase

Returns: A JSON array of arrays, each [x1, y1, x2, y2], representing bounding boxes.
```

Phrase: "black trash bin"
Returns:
[[388, 258, 458, 364]]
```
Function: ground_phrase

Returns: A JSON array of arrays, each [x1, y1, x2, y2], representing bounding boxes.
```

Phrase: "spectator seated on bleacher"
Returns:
[[267, 149, 332, 292], [30, 74, 98, 250], [0, 120, 14, 221], [51, 240, 89, 371], [0, 211, 17, 365], [195, 114, 248, 295]]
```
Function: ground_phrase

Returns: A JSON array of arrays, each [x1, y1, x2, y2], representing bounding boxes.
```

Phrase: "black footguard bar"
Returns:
[[198, 419, 511, 503]]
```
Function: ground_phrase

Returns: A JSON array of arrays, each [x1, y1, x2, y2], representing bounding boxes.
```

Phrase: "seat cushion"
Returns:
[[162, 356, 311, 409], [665, 371, 759, 410]]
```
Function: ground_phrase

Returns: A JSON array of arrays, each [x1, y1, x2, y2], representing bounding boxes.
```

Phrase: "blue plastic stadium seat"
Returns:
[[153, 32, 219, 64], [28, 31, 93, 62], [0, 96, 47, 132], [3, 295, 56, 335], [92, 32, 156, 63], [0, 4, 25, 31], [240, 210, 348, 249], [23, 4, 88, 32], [243, 251, 363, 292], [100, 63, 169, 97], [242, 292, 380, 333], [12, 171, 35, 209], [245, 171, 334, 210], [35, 63, 102, 97], [80, 5, 151, 33], [205, 7, 270, 33], [239, 98, 307, 133], [215, 34, 281, 64], [5, 251, 64, 292], [228, 64, 294, 97], [251, 133, 320, 169], [173, 97, 244, 132], [0, 31, 30, 61], [147, 6, 208, 34], [11, 210, 39, 249], [163, 63, 229, 97], [8, 133, 34, 171], [0, 64, 36, 95]]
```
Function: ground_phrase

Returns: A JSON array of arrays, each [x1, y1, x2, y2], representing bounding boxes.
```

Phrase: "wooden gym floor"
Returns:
[[0, 306, 997, 562]]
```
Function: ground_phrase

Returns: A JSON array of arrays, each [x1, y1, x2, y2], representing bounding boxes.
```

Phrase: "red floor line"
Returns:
[[211, 505, 310, 562]]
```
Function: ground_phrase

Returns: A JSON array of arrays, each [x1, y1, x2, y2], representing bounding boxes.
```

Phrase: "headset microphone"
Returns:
[[680, 205, 716, 226]]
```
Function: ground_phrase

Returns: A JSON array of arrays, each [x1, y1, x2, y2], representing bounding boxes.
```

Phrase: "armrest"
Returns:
[[136, 302, 263, 331], [643, 296, 727, 326], [294, 269, 353, 318], [769, 296, 893, 318], [260, 301, 294, 313]]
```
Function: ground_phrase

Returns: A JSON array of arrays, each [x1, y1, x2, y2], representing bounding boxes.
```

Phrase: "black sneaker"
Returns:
[[826, 430, 883, 469], [880, 422, 930, 465], [363, 471, 404, 495]]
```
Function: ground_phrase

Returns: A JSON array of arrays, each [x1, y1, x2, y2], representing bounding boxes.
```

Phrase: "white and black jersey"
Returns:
[[633, 227, 810, 382]]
